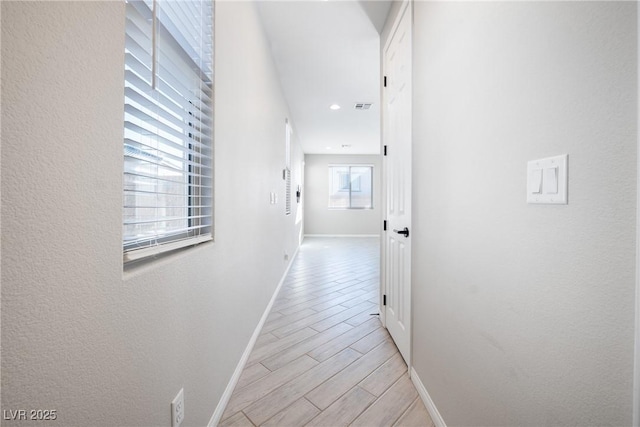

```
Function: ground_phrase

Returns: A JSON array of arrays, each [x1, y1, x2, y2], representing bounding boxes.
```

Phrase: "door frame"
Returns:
[[634, 4, 640, 423], [380, 0, 412, 368], [635, 5, 640, 425]]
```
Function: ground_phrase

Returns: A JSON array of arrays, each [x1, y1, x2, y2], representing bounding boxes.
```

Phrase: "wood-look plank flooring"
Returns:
[[219, 237, 435, 427]]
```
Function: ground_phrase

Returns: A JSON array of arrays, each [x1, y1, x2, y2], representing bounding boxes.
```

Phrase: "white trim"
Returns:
[[635, 4, 640, 425], [634, 4, 640, 424], [303, 234, 379, 238], [410, 367, 446, 427], [207, 245, 300, 427], [383, 0, 410, 54], [124, 235, 212, 263]]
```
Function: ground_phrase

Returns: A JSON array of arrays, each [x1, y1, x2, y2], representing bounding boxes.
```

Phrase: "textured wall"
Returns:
[[1, 1, 303, 425], [304, 154, 381, 236], [408, 1, 637, 425]]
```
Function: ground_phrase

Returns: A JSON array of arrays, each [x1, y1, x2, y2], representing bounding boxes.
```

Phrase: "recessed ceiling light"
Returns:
[[326, 146, 332, 150], [329, 104, 341, 110]]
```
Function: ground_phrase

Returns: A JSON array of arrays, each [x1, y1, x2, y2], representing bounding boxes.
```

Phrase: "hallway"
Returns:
[[219, 237, 434, 427]]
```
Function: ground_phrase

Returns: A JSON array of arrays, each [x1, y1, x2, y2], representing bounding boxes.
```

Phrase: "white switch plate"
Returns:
[[527, 154, 568, 204], [172, 388, 184, 427]]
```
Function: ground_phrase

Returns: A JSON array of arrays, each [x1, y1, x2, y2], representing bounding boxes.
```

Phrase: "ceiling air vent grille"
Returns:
[[354, 103, 373, 110]]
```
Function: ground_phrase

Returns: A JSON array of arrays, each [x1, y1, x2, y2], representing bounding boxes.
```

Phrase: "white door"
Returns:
[[383, 1, 412, 366]]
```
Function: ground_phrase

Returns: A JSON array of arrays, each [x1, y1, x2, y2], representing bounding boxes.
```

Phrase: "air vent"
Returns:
[[354, 103, 373, 110]]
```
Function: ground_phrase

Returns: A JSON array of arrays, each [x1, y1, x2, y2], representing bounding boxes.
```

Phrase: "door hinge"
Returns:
[[384, 76, 387, 87], [383, 295, 387, 306], [384, 145, 387, 156], [383, 220, 387, 231]]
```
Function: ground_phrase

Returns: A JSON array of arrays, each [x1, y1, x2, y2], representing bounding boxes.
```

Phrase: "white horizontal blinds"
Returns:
[[285, 120, 292, 216], [123, 0, 213, 261], [285, 169, 292, 215]]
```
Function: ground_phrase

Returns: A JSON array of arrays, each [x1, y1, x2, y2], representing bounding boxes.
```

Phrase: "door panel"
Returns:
[[383, 1, 412, 366]]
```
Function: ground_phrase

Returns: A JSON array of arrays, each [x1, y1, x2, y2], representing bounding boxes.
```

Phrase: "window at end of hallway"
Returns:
[[122, 0, 214, 264], [328, 165, 373, 209]]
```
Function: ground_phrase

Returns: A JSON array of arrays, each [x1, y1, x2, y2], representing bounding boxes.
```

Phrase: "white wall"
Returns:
[[635, 7, 640, 425], [402, 1, 637, 425], [304, 154, 381, 236], [1, 2, 303, 426]]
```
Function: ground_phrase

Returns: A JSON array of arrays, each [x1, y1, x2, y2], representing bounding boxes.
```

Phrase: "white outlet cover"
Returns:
[[527, 154, 568, 204], [172, 388, 184, 427]]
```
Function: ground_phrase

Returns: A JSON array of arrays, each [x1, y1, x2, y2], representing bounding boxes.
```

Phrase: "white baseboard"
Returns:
[[304, 234, 379, 238], [410, 367, 446, 427], [207, 245, 301, 427]]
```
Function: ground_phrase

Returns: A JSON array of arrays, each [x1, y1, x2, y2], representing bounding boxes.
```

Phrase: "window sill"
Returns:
[[123, 235, 213, 270]]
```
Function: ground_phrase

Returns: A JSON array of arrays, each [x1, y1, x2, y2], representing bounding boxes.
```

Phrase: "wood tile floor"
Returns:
[[219, 237, 435, 427]]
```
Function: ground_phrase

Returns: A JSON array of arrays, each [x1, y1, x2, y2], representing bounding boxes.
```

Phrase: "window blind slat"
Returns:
[[124, 138, 212, 165], [160, 1, 201, 53], [125, 4, 152, 47], [125, 11, 152, 43], [124, 204, 210, 209], [155, 45, 212, 99], [124, 86, 185, 132], [124, 70, 191, 121], [125, 28, 152, 66], [124, 214, 211, 226], [156, 23, 211, 86], [124, 170, 212, 185], [124, 188, 213, 197], [124, 104, 189, 142]]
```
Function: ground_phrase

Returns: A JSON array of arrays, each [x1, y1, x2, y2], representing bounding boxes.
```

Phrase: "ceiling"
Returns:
[[256, 0, 392, 155]]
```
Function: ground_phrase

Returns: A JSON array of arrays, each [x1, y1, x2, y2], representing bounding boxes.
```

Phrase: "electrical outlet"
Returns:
[[171, 388, 184, 427]]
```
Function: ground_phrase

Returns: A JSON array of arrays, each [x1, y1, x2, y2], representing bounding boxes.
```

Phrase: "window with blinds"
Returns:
[[123, 0, 214, 263], [285, 119, 292, 216], [285, 169, 291, 216]]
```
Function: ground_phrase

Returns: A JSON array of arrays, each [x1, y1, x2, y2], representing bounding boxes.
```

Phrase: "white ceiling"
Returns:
[[256, 1, 392, 155]]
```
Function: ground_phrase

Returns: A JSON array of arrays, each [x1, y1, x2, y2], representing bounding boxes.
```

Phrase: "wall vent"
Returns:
[[354, 103, 373, 110]]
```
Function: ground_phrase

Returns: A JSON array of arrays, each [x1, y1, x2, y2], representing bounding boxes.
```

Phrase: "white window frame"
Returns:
[[328, 164, 374, 210]]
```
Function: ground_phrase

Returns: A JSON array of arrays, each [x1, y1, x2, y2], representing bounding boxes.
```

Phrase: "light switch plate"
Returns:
[[527, 154, 568, 204]]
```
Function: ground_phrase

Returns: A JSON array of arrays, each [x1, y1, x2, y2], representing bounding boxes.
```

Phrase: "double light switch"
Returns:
[[527, 154, 568, 204]]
